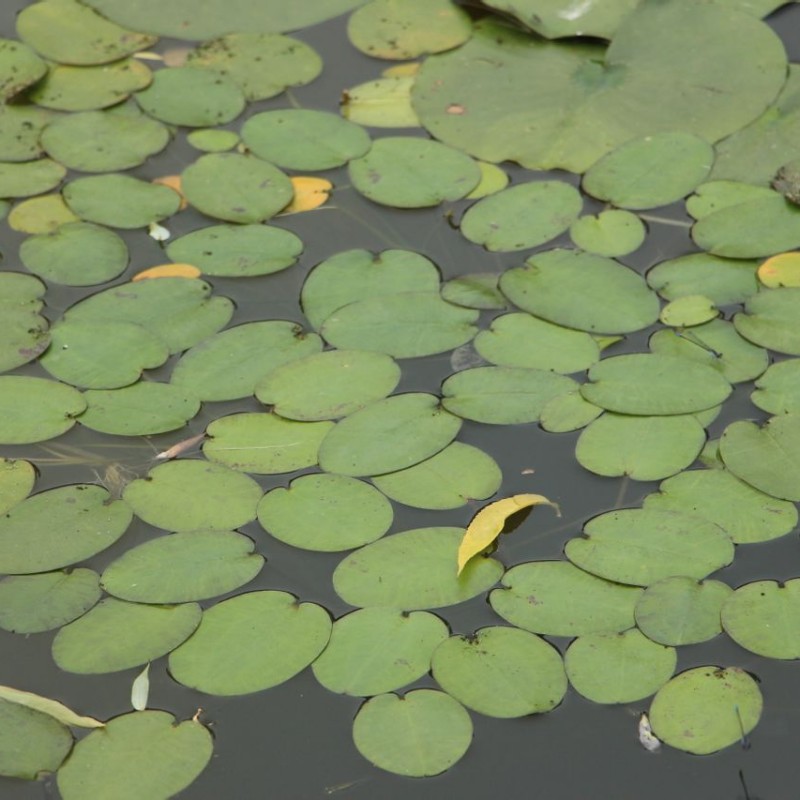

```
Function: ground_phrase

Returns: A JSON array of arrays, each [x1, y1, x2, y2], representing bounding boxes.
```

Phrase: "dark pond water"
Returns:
[[2, 2, 800, 798]]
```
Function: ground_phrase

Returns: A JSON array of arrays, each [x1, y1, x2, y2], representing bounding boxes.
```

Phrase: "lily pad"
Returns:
[[181, 153, 293, 223], [659, 295, 718, 327], [333, 527, 503, 610], [372, 443, 501, 510], [540, 391, 604, 433], [313, 608, 449, 696], [565, 509, 734, 587], [0, 105, 49, 162], [123, 460, 262, 532], [0, 569, 101, 634], [8, 193, 79, 233], [341, 75, 420, 128], [186, 129, 239, 153], [649, 666, 762, 755], [257, 473, 392, 551], [57, 711, 212, 800], [0, 159, 66, 199], [500, 249, 659, 334], [348, 137, 480, 208], [168, 590, 331, 695], [0, 376, 86, 444], [441, 273, 505, 310], [489, 561, 642, 636], [687, 179, 777, 220], [634, 576, 732, 646], [565, 629, 676, 704], [352, 690, 472, 777], [734, 287, 800, 354], [465, 162, 510, 200], [569, 209, 646, 257], [460, 180, 582, 252], [0, 699, 72, 780], [752, 358, 800, 414], [0, 275, 49, 373], [318, 393, 461, 477], [52, 598, 201, 674], [101, 531, 263, 604], [0, 38, 46, 100], [0, 458, 35, 515]]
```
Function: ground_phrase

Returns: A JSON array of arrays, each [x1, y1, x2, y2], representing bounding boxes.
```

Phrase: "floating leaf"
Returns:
[[312, 608, 448, 696], [464, 162, 509, 200], [0, 158, 66, 199], [8, 193, 78, 233], [102, 531, 263, 603], [282, 177, 331, 214], [565, 509, 734, 587], [52, 598, 201, 674], [348, 137, 480, 208], [0, 105, 49, 163], [181, 153, 293, 223], [123, 460, 262, 532], [0, 38, 46, 100], [0, 458, 35, 515], [500, 249, 659, 334], [131, 664, 149, 712], [0, 685, 102, 729], [168, 591, 331, 695], [341, 76, 420, 128], [490, 561, 642, 636], [647, 252, 758, 305], [569, 209, 645, 257], [686, 179, 776, 220], [187, 129, 239, 152], [333, 527, 503, 610], [565, 629, 676, 704], [659, 295, 718, 327], [441, 273, 505, 310], [133, 263, 200, 281], [752, 358, 800, 414], [318, 393, 461, 478], [758, 252, 800, 287], [372, 442, 501, 510], [432, 626, 566, 718], [57, 711, 213, 800], [0, 376, 86, 444], [0, 569, 101, 634], [649, 667, 762, 755], [635, 576, 732, 646], [457, 494, 559, 576], [257, 474, 392, 552], [0, 698, 72, 779], [352, 690, 472, 777], [0, 274, 49, 373], [540, 391, 604, 433], [734, 287, 800, 354]]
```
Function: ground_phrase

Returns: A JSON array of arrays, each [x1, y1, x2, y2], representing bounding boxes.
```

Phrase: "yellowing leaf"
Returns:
[[8, 194, 78, 234], [457, 494, 560, 575], [132, 263, 201, 281], [382, 62, 421, 78], [0, 684, 104, 729], [281, 177, 332, 215], [758, 252, 800, 287], [151, 174, 187, 209]]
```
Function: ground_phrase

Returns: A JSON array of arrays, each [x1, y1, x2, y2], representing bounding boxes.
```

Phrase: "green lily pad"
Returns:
[[0, 159, 66, 199], [0, 38, 46, 100], [372, 442, 501, 510], [28, 59, 153, 112], [565, 629, 676, 704], [79, 382, 200, 436], [643, 467, 797, 545], [204, 413, 333, 474], [719, 413, 800, 500], [301, 248, 440, 331], [442, 366, 576, 424], [687, 179, 776, 220], [40, 109, 169, 173], [752, 358, 800, 414], [500, 249, 659, 334], [475, 313, 599, 374], [186, 129, 239, 153], [101, 531, 263, 604], [8, 193, 79, 233], [170, 320, 322, 402], [465, 162, 509, 200], [168, 590, 331, 695], [63, 174, 180, 229], [582, 132, 713, 210], [581, 353, 731, 415], [57, 711, 212, 800], [0, 376, 86, 444], [188, 32, 321, 101], [576, 412, 706, 481], [569, 209, 645, 257], [318, 393, 461, 477], [659, 295, 718, 327], [0, 458, 35, 515], [0, 699, 72, 780], [40, 319, 169, 389], [320, 292, 478, 358], [20, 222, 128, 286], [312, 608, 448, 696], [0, 275, 49, 373], [63, 277, 233, 354], [634, 576, 732, 646], [340, 76, 420, 128], [181, 153, 293, 223], [565, 509, 734, 587], [242, 110, 369, 170], [16, 0, 157, 65], [123, 460, 262, 532], [258, 473, 392, 551], [489, 561, 642, 636], [353, 690, 472, 777], [348, 0, 470, 59], [460, 180, 582, 252], [256, 349, 400, 421], [166, 224, 302, 278], [52, 598, 201, 674], [432, 626, 567, 718], [333, 527, 503, 610], [349, 137, 480, 208], [0, 105, 50, 162], [540, 391, 604, 433], [0, 569, 101, 634], [734, 287, 800, 355], [441, 273, 505, 310], [649, 666, 762, 755]]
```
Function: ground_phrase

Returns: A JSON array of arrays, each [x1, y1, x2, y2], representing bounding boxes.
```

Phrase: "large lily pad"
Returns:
[[0, 699, 72, 780], [0, 376, 86, 444]]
